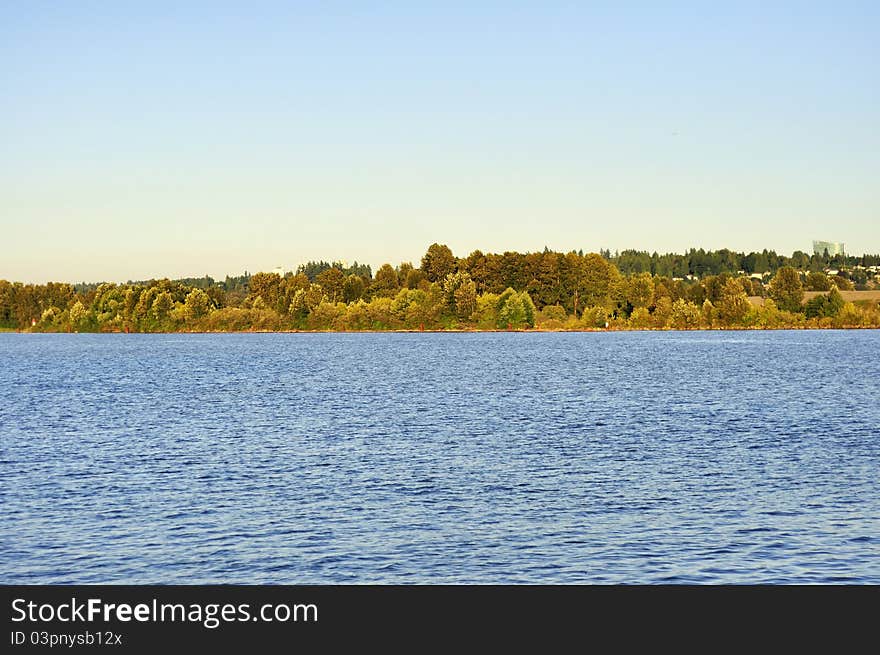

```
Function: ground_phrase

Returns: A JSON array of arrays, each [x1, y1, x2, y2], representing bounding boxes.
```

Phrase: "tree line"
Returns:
[[608, 247, 879, 278], [2, 244, 879, 332]]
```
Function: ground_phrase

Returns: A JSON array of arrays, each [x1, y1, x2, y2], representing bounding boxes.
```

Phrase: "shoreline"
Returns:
[[10, 325, 880, 335]]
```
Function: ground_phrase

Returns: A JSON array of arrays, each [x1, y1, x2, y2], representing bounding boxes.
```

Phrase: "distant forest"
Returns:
[[3, 245, 879, 332]]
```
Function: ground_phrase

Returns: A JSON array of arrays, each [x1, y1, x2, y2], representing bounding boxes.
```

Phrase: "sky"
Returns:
[[1, 1, 878, 283]]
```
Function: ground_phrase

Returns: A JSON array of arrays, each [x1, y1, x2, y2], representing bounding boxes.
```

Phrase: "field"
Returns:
[[750, 290, 880, 307]]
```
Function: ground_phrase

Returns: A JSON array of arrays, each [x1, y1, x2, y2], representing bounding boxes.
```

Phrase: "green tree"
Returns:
[[520, 291, 536, 327], [421, 243, 457, 282], [497, 293, 526, 329], [453, 279, 477, 320], [342, 275, 365, 303], [831, 275, 853, 291], [405, 268, 426, 289], [581, 305, 609, 328], [0, 280, 14, 327], [493, 290, 536, 328], [580, 253, 619, 308], [629, 306, 652, 328], [397, 262, 415, 287], [69, 300, 90, 331], [805, 270, 831, 292], [805, 287, 845, 319], [768, 267, 804, 313], [670, 299, 702, 329], [539, 305, 567, 323], [290, 284, 324, 319], [391, 288, 441, 328], [248, 272, 282, 309], [623, 272, 654, 309], [701, 299, 715, 327], [152, 291, 173, 322], [371, 264, 399, 297], [315, 267, 345, 303], [442, 271, 477, 318], [717, 278, 751, 325], [184, 288, 211, 322], [653, 296, 673, 328]]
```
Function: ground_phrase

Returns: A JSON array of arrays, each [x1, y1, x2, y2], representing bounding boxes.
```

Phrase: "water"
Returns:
[[1, 331, 878, 584]]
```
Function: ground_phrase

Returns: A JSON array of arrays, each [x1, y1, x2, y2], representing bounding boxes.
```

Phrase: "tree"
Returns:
[[248, 272, 282, 309], [805, 271, 831, 291], [397, 262, 415, 287], [768, 267, 804, 313], [123, 287, 142, 324], [579, 253, 618, 308], [493, 289, 536, 329], [404, 268, 425, 289], [184, 288, 210, 322], [628, 307, 652, 328], [670, 299, 702, 329], [539, 305, 567, 324], [627, 272, 655, 309], [152, 291, 173, 322], [805, 287, 845, 319], [615, 272, 654, 317], [421, 243, 456, 282], [716, 278, 751, 325], [0, 280, 14, 327], [290, 284, 324, 319], [69, 300, 89, 331], [391, 288, 441, 328], [520, 292, 536, 327], [703, 273, 731, 304], [442, 271, 477, 318], [831, 275, 853, 291], [701, 299, 715, 327], [371, 264, 399, 297], [653, 296, 673, 327], [342, 275, 365, 303], [315, 267, 345, 303], [581, 305, 609, 328], [497, 293, 526, 329]]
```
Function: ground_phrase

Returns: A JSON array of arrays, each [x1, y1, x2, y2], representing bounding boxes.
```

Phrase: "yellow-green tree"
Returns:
[[184, 288, 211, 322], [315, 268, 345, 303], [442, 271, 477, 319], [670, 299, 702, 329], [717, 278, 752, 325], [768, 267, 804, 313], [421, 243, 457, 283], [371, 264, 399, 298], [342, 274, 365, 303]]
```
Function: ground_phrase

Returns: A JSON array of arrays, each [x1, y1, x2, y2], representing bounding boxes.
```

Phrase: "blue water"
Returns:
[[1, 331, 878, 583]]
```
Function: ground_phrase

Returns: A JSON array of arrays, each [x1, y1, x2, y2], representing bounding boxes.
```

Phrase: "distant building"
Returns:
[[813, 240, 845, 257], [271, 267, 285, 277]]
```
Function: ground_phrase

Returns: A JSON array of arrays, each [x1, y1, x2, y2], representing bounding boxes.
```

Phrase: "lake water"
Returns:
[[2, 331, 878, 583]]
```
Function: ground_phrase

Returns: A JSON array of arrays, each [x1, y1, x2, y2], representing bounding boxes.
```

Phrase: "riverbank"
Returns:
[[13, 324, 880, 335]]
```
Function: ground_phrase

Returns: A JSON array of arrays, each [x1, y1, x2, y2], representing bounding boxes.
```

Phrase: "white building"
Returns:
[[813, 240, 845, 257]]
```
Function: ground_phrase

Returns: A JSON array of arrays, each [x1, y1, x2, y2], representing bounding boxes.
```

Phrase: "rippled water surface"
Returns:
[[2, 331, 878, 583]]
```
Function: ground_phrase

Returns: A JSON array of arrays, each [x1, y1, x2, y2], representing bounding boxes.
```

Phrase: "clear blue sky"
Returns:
[[2, 1, 878, 283]]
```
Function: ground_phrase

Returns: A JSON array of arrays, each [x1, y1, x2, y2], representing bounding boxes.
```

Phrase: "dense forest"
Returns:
[[2, 245, 880, 332]]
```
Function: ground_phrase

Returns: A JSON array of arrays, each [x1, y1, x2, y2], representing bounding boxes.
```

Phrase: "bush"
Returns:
[[580, 306, 608, 328], [669, 299, 702, 329], [538, 305, 567, 324], [805, 288, 845, 319], [628, 306, 652, 328]]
